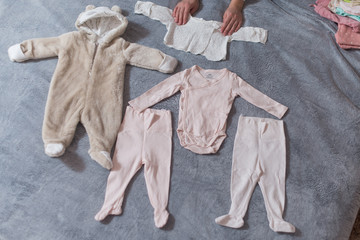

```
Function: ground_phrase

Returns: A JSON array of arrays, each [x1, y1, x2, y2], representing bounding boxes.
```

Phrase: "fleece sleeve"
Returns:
[[134, 1, 173, 26], [8, 34, 67, 62], [233, 75, 288, 119], [229, 27, 268, 44], [129, 71, 184, 112], [122, 40, 177, 73]]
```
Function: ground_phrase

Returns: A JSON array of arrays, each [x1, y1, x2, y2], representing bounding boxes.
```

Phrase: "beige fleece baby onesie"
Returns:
[[129, 65, 288, 154], [8, 5, 178, 169]]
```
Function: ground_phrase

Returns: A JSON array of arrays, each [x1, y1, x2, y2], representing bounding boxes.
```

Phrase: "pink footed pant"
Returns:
[[95, 106, 172, 228], [216, 116, 295, 233]]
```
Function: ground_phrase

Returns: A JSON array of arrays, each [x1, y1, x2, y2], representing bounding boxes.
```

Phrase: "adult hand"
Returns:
[[172, 0, 200, 25], [221, 1, 244, 36]]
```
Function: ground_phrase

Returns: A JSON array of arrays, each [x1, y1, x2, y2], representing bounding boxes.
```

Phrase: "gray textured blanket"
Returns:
[[1, 0, 360, 239]]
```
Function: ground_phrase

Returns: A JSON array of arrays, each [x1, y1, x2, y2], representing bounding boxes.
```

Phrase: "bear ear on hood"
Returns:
[[86, 5, 95, 11], [111, 6, 122, 13]]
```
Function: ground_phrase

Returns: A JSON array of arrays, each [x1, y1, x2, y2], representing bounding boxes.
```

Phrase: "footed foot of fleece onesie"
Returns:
[[8, 5, 178, 169]]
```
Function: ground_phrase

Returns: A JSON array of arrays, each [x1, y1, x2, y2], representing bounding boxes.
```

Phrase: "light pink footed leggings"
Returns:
[[216, 116, 295, 233], [95, 106, 172, 228]]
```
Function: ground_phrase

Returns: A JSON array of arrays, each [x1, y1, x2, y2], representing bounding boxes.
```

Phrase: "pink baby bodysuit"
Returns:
[[129, 65, 288, 154]]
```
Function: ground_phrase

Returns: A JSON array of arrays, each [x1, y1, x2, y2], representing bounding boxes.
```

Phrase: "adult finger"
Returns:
[[229, 17, 243, 35], [235, 20, 242, 32], [173, 6, 179, 22], [173, 6, 178, 17], [221, 13, 231, 33], [178, 7, 184, 25], [228, 20, 239, 35], [183, 6, 190, 24], [223, 17, 237, 36]]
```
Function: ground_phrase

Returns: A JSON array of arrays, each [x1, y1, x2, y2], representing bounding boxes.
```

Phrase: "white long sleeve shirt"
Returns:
[[134, 1, 268, 61]]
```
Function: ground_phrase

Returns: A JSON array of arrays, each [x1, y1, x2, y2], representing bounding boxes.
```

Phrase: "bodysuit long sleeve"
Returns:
[[129, 65, 288, 154], [233, 76, 288, 119], [129, 71, 184, 111]]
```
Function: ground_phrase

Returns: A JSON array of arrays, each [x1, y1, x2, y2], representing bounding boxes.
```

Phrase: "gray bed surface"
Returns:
[[1, 0, 360, 239]]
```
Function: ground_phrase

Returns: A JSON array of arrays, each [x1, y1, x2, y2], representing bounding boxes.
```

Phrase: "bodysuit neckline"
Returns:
[[192, 65, 228, 87]]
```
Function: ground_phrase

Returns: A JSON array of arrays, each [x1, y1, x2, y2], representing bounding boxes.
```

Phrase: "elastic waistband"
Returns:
[[239, 115, 283, 125], [126, 106, 171, 117]]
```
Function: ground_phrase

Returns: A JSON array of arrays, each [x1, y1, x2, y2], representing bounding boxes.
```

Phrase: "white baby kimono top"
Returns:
[[129, 65, 288, 154], [134, 1, 268, 61]]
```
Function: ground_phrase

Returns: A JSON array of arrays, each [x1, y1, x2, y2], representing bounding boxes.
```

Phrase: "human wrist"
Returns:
[[181, 0, 199, 5], [229, 0, 244, 11]]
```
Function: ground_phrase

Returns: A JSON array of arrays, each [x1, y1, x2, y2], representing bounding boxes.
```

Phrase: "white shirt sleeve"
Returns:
[[134, 1, 173, 26], [229, 27, 268, 44]]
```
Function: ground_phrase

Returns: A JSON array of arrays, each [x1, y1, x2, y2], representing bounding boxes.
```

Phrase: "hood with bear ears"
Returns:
[[75, 5, 128, 45]]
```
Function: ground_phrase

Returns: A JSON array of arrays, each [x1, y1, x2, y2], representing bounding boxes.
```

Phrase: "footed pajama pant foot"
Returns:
[[216, 116, 295, 233], [95, 106, 172, 228]]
